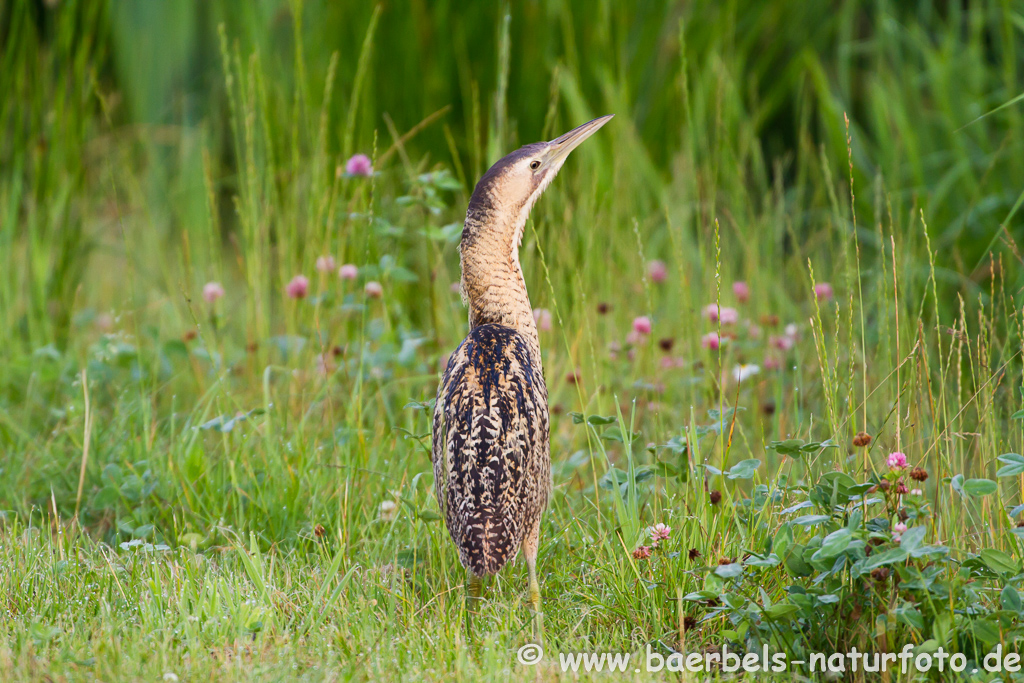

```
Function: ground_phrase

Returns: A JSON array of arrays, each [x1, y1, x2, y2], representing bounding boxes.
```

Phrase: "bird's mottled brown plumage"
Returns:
[[430, 116, 611, 620], [432, 323, 549, 575]]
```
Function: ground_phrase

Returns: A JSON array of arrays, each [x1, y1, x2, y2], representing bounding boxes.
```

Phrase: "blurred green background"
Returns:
[[3, 0, 1023, 353]]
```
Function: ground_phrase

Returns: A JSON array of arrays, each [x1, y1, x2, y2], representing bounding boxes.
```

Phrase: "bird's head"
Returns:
[[462, 115, 613, 252]]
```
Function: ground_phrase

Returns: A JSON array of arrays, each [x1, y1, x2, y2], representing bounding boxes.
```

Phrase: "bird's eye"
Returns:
[[529, 160, 541, 170]]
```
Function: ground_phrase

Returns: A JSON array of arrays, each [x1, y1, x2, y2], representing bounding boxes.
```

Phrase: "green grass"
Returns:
[[3, 0, 1024, 680]]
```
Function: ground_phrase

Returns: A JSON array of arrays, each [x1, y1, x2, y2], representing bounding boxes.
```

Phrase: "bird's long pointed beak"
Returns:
[[546, 114, 613, 165]]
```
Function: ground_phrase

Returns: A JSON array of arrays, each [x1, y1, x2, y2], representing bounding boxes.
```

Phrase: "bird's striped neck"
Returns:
[[458, 211, 541, 363]]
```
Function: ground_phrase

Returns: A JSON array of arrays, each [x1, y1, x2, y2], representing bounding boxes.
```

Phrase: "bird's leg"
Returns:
[[522, 517, 543, 643], [465, 571, 484, 636]]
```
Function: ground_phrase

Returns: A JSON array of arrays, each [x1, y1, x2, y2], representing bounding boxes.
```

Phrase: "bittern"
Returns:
[[431, 115, 613, 635]]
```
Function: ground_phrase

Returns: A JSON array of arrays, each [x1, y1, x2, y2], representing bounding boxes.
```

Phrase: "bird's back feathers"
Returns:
[[432, 323, 550, 576]]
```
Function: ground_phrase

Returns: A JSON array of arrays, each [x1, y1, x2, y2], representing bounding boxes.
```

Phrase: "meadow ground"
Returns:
[[3, 1, 1024, 681]]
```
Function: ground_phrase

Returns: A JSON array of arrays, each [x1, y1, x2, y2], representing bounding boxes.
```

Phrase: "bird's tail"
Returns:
[[456, 510, 520, 577]]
